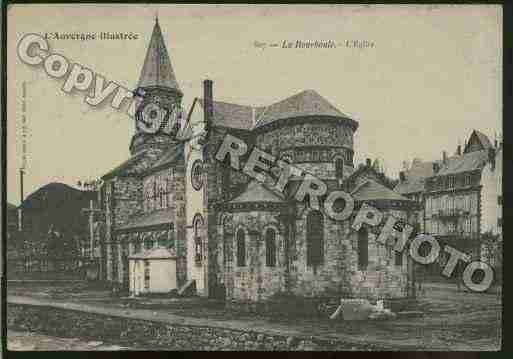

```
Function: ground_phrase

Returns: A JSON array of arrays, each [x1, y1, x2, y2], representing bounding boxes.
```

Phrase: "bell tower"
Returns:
[[130, 17, 183, 156]]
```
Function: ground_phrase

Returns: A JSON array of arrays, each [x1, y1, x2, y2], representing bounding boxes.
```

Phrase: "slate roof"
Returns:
[[195, 89, 357, 131], [118, 208, 174, 231], [148, 143, 185, 171], [435, 150, 489, 176], [344, 164, 397, 190], [197, 99, 255, 130], [394, 160, 438, 195], [102, 151, 147, 179], [228, 181, 285, 203], [137, 19, 181, 92], [474, 130, 493, 151], [254, 89, 354, 129], [129, 246, 177, 260], [351, 179, 412, 202]]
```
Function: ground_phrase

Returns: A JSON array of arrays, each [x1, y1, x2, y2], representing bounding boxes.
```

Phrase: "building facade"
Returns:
[[97, 19, 420, 307], [396, 130, 503, 275], [480, 146, 502, 270]]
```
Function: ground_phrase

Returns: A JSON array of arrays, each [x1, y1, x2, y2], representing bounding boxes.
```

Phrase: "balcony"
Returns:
[[432, 208, 470, 221]]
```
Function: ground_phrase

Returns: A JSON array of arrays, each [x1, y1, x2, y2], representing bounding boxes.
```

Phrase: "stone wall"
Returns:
[[7, 303, 385, 350], [221, 203, 413, 305], [255, 122, 354, 151], [113, 177, 143, 227], [223, 211, 286, 303]]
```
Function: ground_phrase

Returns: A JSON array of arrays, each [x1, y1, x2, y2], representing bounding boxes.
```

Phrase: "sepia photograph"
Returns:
[[3, 3, 502, 351]]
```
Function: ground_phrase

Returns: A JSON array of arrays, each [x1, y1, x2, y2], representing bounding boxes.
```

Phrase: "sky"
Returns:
[[6, 4, 502, 205]]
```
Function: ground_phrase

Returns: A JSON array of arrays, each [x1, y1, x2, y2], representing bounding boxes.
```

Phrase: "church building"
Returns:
[[96, 19, 420, 308]]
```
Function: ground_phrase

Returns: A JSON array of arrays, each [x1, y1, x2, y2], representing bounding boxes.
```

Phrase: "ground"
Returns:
[[8, 330, 134, 351], [7, 280, 501, 351]]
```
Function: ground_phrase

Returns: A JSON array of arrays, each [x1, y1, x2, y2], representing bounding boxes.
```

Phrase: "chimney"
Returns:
[[456, 145, 461, 156], [366, 158, 372, 167], [442, 151, 447, 164], [488, 147, 496, 171], [399, 171, 406, 182], [203, 79, 213, 140]]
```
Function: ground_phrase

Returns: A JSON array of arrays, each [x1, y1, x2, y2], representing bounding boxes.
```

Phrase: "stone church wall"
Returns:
[[223, 211, 286, 304]]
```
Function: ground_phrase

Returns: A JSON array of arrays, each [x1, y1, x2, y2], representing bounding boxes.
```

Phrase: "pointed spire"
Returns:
[[137, 18, 181, 93]]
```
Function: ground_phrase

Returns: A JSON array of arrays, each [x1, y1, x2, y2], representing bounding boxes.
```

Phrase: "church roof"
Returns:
[[254, 90, 355, 129], [129, 246, 177, 260], [197, 99, 255, 130], [351, 179, 411, 202], [147, 143, 185, 173], [102, 151, 148, 179], [118, 208, 174, 232], [137, 18, 181, 92], [229, 181, 285, 204], [195, 89, 357, 131]]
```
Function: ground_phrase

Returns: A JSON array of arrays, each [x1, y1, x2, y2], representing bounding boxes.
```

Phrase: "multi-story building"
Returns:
[[394, 158, 439, 233], [424, 131, 493, 257]]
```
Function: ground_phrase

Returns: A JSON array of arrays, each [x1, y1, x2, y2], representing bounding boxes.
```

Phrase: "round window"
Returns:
[[191, 160, 203, 190]]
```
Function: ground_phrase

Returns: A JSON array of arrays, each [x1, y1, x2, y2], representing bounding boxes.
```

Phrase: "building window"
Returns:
[[265, 228, 277, 267], [395, 251, 403, 266], [306, 210, 324, 266], [191, 160, 204, 191], [236, 229, 246, 267], [144, 260, 150, 289], [134, 241, 141, 254], [144, 239, 153, 250], [498, 218, 502, 227], [465, 174, 471, 186], [335, 157, 344, 180], [358, 227, 368, 270], [193, 214, 204, 264], [498, 195, 502, 205], [448, 176, 455, 189], [223, 234, 231, 265]]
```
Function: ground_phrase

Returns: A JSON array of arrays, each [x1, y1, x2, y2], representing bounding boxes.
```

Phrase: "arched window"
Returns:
[[222, 217, 232, 265], [236, 229, 246, 267], [306, 211, 324, 266], [193, 214, 204, 264], [265, 228, 277, 267], [358, 227, 368, 270], [335, 157, 344, 179], [395, 250, 403, 266]]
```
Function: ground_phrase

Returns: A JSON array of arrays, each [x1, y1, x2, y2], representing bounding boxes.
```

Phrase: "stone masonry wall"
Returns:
[[224, 211, 286, 304], [7, 303, 388, 350], [113, 177, 143, 228], [290, 211, 352, 298]]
